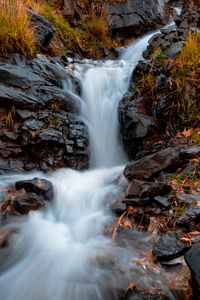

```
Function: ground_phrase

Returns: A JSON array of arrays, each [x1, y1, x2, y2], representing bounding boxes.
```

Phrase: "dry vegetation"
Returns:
[[0, 0, 36, 56], [171, 32, 200, 126], [0, 0, 122, 58]]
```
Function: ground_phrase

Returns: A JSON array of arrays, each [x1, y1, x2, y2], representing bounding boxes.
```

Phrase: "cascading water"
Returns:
[[0, 28, 175, 300]]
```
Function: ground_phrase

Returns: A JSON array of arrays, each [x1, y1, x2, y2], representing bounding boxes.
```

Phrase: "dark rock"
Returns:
[[123, 197, 151, 207], [180, 145, 200, 159], [176, 205, 200, 229], [107, 0, 169, 38], [110, 195, 127, 215], [0, 56, 90, 174], [123, 147, 180, 181], [153, 231, 190, 262], [125, 180, 172, 202], [176, 194, 200, 204], [185, 243, 200, 300], [29, 9, 55, 49], [12, 193, 45, 214], [154, 196, 171, 208], [165, 41, 185, 58], [15, 178, 53, 201]]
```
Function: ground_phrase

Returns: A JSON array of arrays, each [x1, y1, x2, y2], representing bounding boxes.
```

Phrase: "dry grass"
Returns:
[[0, 0, 36, 56], [171, 33, 200, 125]]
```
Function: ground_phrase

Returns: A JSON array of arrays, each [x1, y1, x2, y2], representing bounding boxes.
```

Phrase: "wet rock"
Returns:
[[123, 147, 180, 182], [15, 178, 53, 201], [180, 145, 200, 159], [185, 243, 200, 300], [176, 205, 200, 229], [0, 229, 12, 248], [12, 193, 45, 214], [168, 266, 192, 300], [125, 180, 171, 202], [153, 231, 190, 262], [110, 195, 126, 215]]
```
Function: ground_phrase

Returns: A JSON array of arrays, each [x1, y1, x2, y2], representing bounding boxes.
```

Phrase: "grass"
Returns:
[[171, 33, 200, 126], [0, 0, 36, 56]]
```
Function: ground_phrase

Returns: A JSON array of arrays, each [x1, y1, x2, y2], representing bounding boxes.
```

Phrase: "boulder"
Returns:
[[125, 179, 171, 204], [123, 147, 180, 181], [12, 192, 45, 214], [180, 145, 200, 159], [153, 231, 190, 262], [107, 0, 169, 38], [15, 178, 53, 201], [176, 205, 200, 229], [29, 9, 55, 49]]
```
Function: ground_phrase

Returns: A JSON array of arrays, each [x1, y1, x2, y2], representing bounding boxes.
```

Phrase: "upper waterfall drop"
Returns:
[[80, 62, 130, 168], [72, 30, 159, 168]]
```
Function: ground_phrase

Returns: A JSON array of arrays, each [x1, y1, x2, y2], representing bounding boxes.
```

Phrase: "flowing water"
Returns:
[[0, 28, 174, 300]]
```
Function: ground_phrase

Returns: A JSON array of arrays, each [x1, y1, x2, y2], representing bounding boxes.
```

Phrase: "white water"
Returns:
[[0, 28, 174, 300]]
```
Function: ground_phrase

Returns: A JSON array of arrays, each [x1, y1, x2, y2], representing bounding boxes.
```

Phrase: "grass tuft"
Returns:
[[0, 0, 36, 56]]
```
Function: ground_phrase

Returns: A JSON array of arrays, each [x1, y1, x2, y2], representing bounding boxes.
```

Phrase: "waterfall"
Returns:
[[0, 29, 174, 300]]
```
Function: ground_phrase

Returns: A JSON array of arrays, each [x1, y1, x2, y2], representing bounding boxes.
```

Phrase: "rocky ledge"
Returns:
[[0, 55, 89, 174]]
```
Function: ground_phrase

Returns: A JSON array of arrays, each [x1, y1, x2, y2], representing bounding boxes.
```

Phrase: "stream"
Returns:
[[0, 22, 177, 300]]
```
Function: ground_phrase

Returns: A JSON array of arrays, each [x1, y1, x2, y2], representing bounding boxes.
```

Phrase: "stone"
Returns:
[[123, 197, 151, 207], [176, 205, 200, 229], [180, 145, 200, 159], [110, 195, 127, 215], [12, 193, 45, 214], [154, 196, 171, 208], [107, 0, 168, 38], [123, 147, 180, 181], [176, 194, 200, 204], [153, 231, 190, 262], [185, 243, 200, 300], [29, 9, 55, 48], [15, 178, 53, 201], [125, 179, 171, 201]]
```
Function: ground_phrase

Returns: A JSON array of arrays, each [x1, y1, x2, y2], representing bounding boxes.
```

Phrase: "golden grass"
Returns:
[[0, 0, 36, 56], [172, 33, 200, 126]]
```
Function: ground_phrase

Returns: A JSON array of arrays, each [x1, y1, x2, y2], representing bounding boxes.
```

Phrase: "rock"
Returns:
[[0, 56, 90, 174], [123, 147, 180, 181], [185, 243, 200, 300], [107, 0, 169, 38], [125, 180, 172, 203], [180, 145, 200, 159], [176, 194, 200, 204], [15, 178, 53, 201], [63, 0, 76, 17], [154, 196, 171, 208], [29, 9, 55, 49], [124, 197, 151, 207], [176, 205, 200, 229], [0, 229, 12, 248], [168, 266, 192, 300], [153, 231, 190, 262], [12, 193, 45, 214], [110, 195, 127, 215]]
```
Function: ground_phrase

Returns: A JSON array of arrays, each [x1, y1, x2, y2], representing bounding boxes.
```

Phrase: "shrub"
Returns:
[[0, 0, 36, 56]]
